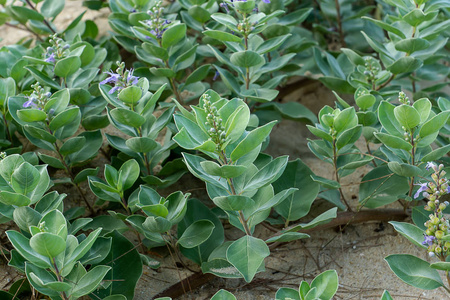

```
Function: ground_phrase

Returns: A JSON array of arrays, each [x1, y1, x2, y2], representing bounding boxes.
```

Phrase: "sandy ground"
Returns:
[[1, 2, 450, 300]]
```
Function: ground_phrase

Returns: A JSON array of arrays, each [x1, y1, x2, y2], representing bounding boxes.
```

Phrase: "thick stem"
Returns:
[[376, 74, 395, 91]]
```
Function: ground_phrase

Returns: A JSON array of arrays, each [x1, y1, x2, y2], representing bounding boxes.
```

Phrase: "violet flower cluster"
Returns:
[[23, 82, 52, 110], [99, 62, 139, 94], [43, 34, 70, 64], [141, 1, 171, 40], [419, 162, 450, 258]]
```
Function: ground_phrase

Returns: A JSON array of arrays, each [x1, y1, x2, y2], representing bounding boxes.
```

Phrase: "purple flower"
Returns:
[[447, 186, 450, 194], [109, 85, 121, 94], [414, 182, 429, 199], [100, 71, 121, 85], [261, 0, 270, 3], [127, 69, 139, 85], [422, 235, 435, 246], [23, 97, 37, 108], [213, 71, 219, 81], [163, 19, 171, 25], [220, 2, 229, 13], [426, 162, 437, 171], [45, 53, 56, 63]]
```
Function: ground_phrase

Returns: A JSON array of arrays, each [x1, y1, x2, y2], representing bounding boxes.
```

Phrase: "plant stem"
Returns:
[[332, 138, 352, 211], [53, 141, 95, 214], [24, 0, 56, 34], [52, 258, 69, 300], [2, 116, 12, 144], [4, 22, 43, 42], [366, 141, 377, 167], [408, 132, 416, 199], [334, 0, 346, 48]]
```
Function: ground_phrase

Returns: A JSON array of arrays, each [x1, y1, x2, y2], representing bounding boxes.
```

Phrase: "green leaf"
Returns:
[[412, 98, 432, 123], [226, 236, 270, 282], [378, 101, 402, 137], [275, 288, 300, 300], [6, 231, 51, 268], [24, 125, 57, 144], [374, 132, 412, 151], [286, 208, 337, 231], [385, 254, 444, 290], [213, 195, 255, 212], [243, 156, 288, 192], [29, 232, 66, 258], [161, 24, 186, 48], [185, 64, 211, 85], [230, 121, 276, 162], [230, 51, 264, 68], [13, 206, 40, 231], [200, 161, 247, 179], [421, 145, 450, 162], [41, 0, 65, 18], [334, 107, 358, 133], [142, 42, 168, 60], [59, 136, 86, 156], [419, 111, 450, 139], [118, 86, 142, 105], [359, 165, 409, 208], [387, 57, 423, 74], [395, 38, 430, 54], [394, 104, 421, 130], [17, 109, 47, 122], [110, 108, 145, 128], [54, 56, 81, 78], [389, 221, 426, 249], [91, 231, 142, 300], [204, 30, 242, 42], [49, 107, 80, 131], [25, 67, 61, 90], [387, 162, 422, 177], [361, 17, 406, 38], [310, 175, 340, 189], [265, 232, 309, 243], [177, 220, 215, 248], [274, 159, 320, 222], [310, 270, 339, 300], [0, 192, 31, 206], [256, 34, 291, 54], [118, 159, 140, 192], [380, 290, 394, 300], [11, 162, 40, 196], [430, 262, 450, 271], [71, 265, 111, 298], [210, 289, 237, 300], [336, 125, 362, 150], [125, 137, 157, 153], [355, 94, 376, 110]]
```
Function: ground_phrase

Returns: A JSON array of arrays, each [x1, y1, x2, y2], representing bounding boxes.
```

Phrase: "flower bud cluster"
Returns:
[[321, 108, 341, 137], [398, 91, 410, 105], [202, 95, 227, 152], [362, 57, 379, 82], [237, 17, 258, 35], [0, 152, 6, 160], [99, 61, 139, 94], [44, 34, 70, 64], [142, 1, 171, 40], [23, 82, 52, 110], [420, 162, 450, 258]]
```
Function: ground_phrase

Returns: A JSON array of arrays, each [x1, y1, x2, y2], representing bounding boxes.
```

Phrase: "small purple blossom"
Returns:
[[422, 235, 435, 246], [261, 0, 270, 3], [127, 69, 139, 85], [447, 186, 450, 194], [100, 71, 121, 85], [45, 53, 56, 63], [213, 71, 220, 81], [426, 162, 437, 171], [23, 99, 35, 108], [414, 182, 429, 199], [220, 2, 230, 13]]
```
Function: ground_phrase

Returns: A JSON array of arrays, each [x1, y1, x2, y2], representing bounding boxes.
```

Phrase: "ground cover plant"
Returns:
[[0, 0, 449, 298]]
